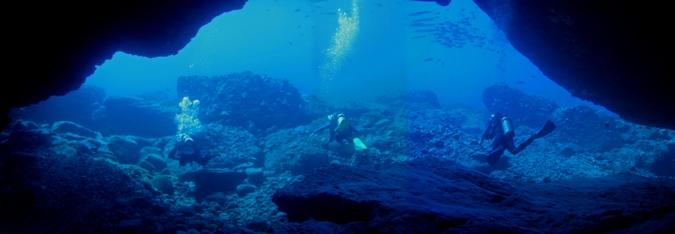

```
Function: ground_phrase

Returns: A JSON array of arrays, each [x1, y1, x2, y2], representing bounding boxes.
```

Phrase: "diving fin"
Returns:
[[534, 120, 556, 138], [353, 137, 368, 151]]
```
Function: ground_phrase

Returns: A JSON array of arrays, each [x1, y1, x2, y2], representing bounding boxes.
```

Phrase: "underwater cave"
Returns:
[[2, 0, 675, 233]]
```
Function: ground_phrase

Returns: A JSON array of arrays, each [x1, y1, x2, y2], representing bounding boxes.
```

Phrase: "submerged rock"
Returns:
[[482, 85, 558, 128], [150, 175, 176, 194], [552, 105, 629, 152], [263, 124, 337, 175], [177, 72, 309, 132], [179, 168, 247, 199], [0, 121, 52, 153], [0, 151, 167, 233], [138, 146, 168, 172], [166, 123, 262, 168], [51, 121, 101, 139], [236, 184, 257, 197], [273, 159, 675, 233], [107, 135, 153, 165]]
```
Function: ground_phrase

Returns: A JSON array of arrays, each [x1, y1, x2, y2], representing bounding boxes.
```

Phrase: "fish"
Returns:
[[408, 10, 432, 16]]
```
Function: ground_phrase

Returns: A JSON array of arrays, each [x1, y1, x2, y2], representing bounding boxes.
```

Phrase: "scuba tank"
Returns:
[[501, 116, 514, 137], [335, 114, 349, 133]]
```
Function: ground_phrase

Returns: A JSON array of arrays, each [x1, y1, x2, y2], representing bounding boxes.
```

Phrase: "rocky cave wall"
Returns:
[[1, 0, 248, 127]]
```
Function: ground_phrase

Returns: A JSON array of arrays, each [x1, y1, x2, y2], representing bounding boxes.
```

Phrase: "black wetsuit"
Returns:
[[173, 140, 207, 166], [480, 114, 539, 165], [314, 116, 357, 145]]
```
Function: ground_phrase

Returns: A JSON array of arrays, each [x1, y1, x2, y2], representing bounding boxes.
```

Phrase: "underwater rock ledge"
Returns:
[[273, 159, 675, 233]]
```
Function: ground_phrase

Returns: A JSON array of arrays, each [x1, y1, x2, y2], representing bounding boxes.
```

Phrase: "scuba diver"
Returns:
[[313, 112, 368, 151], [171, 137, 208, 166], [172, 130, 209, 166], [478, 112, 556, 166]]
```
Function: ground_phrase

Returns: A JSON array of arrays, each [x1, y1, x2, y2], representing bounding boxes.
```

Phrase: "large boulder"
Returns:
[[178, 168, 247, 200], [263, 124, 337, 175], [273, 159, 675, 233], [167, 123, 262, 169], [551, 105, 630, 152], [106, 135, 154, 165], [407, 107, 479, 158], [177, 72, 309, 133], [482, 85, 559, 128], [137, 146, 168, 172], [201, 124, 262, 169]]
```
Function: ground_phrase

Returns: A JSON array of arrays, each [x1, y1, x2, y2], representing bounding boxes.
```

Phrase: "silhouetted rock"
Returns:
[[473, 0, 675, 130], [0, 121, 52, 153]]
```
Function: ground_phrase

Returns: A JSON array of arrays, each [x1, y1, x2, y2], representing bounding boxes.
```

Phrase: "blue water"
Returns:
[[86, 0, 580, 108]]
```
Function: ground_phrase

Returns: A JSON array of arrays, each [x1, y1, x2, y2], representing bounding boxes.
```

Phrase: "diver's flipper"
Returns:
[[534, 120, 556, 138], [353, 137, 368, 151]]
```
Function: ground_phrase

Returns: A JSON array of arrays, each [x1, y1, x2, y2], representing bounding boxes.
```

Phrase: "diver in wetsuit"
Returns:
[[478, 112, 556, 166], [313, 112, 368, 151]]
